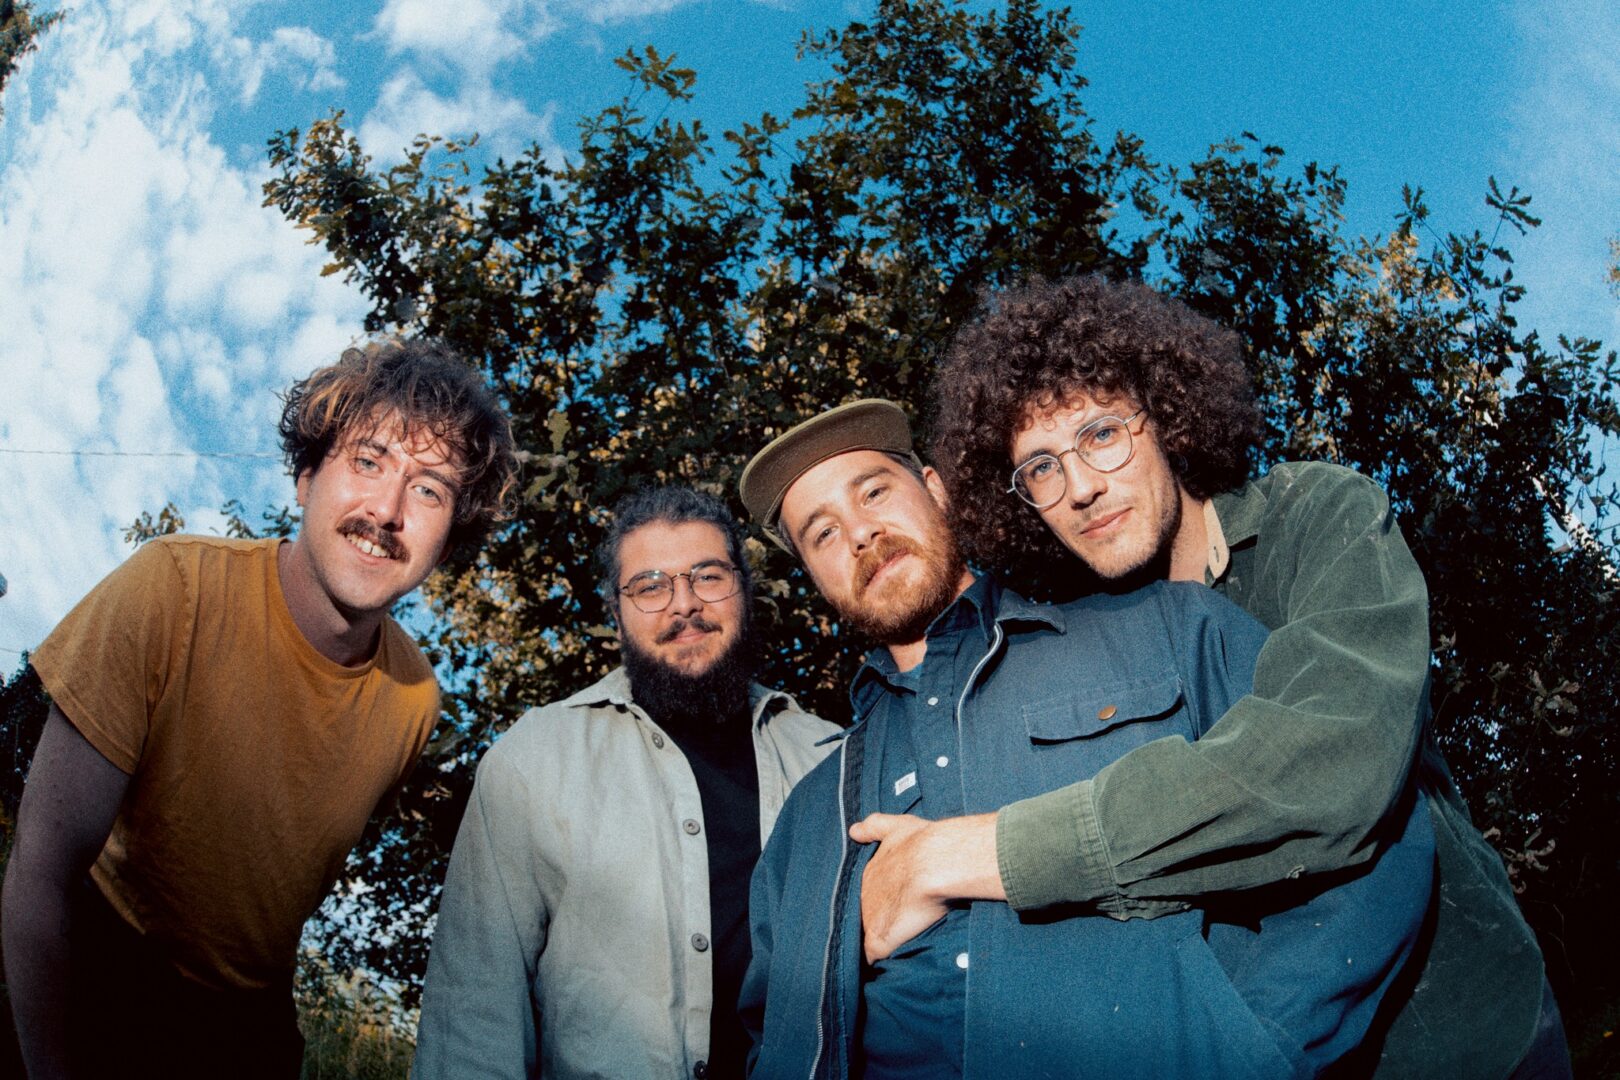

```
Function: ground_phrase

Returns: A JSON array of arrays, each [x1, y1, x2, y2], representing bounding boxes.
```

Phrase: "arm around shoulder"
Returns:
[[999, 465, 1433, 913]]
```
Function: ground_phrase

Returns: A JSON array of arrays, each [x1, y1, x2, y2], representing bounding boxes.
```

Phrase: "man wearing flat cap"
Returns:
[[734, 399, 1436, 1079]]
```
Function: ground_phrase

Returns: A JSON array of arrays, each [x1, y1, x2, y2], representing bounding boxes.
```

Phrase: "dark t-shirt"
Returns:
[[661, 706, 762, 1080]]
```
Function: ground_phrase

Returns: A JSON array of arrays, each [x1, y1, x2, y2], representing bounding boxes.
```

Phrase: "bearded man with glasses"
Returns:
[[415, 487, 836, 1080]]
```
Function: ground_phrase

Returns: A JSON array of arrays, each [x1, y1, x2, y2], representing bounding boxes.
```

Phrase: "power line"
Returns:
[[0, 447, 280, 461]]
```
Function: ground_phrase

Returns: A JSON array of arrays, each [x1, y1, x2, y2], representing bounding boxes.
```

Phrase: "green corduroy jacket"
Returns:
[[995, 461, 1544, 1078]]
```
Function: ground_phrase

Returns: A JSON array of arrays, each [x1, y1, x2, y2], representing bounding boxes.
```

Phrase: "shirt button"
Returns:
[[694, 1063, 708, 1079], [691, 933, 710, 952], [683, 818, 701, 835], [1097, 704, 1118, 721], [955, 952, 970, 970], [935, 755, 949, 768], [926, 696, 939, 706], [652, 733, 665, 748]]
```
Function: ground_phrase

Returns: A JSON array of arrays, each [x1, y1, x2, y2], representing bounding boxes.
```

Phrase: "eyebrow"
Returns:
[[1014, 408, 1123, 464], [793, 463, 899, 547], [357, 438, 462, 493]]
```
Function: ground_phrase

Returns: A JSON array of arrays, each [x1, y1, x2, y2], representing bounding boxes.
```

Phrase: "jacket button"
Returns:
[[683, 818, 701, 835], [691, 933, 709, 952], [694, 1063, 708, 1079], [1097, 704, 1117, 721], [652, 733, 665, 748]]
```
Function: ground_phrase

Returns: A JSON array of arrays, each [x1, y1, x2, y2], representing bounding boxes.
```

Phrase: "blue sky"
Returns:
[[2, 0, 1617, 658]]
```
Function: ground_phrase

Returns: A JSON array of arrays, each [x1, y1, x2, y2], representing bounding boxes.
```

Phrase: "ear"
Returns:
[[922, 465, 951, 512], [295, 468, 312, 508]]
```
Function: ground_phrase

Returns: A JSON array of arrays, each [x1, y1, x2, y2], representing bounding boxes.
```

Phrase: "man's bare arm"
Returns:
[[2, 705, 132, 1080], [848, 812, 1003, 963]]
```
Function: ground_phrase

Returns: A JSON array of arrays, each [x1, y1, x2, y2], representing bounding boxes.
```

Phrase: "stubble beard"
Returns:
[[621, 608, 760, 726], [832, 528, 967, 646], [1066, 489, 1183, 594]]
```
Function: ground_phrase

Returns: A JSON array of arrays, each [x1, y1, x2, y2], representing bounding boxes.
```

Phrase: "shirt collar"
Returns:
[[1200, 498, 1231, 584], [848, 575, 1065, 717], [849, 576, 989, 700]]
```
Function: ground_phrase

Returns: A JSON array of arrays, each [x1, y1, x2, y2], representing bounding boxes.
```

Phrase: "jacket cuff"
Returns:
[[997, 780, 1114, 912]]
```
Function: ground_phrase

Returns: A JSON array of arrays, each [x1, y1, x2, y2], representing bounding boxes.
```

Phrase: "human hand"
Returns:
[[849, 811, 1003, 964]]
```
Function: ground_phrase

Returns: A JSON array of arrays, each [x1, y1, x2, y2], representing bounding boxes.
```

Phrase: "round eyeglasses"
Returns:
[[618, 562, 742, 614], [1008, 410, 1143, 509]]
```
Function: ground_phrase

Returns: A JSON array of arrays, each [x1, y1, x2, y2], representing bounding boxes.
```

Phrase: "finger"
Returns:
[[849, 812, 900, 843]]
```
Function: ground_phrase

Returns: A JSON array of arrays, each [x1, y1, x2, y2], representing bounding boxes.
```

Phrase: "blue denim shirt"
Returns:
[[743, 579, 1435, 1079], [855, 586, 989, 1080]]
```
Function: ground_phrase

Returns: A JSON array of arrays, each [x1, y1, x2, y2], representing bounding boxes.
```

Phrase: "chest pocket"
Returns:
[[1020, 672, 1191, 789]]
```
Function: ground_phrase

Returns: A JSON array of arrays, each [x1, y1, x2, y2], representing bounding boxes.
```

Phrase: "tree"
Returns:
[[102, 0, 1620, 1027], [0, 0, 61, 123]]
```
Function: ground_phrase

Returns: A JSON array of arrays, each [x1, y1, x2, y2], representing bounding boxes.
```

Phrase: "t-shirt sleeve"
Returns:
[[29, 540, 189, 774]]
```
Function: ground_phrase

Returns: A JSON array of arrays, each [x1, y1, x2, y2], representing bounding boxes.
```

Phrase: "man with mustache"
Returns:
[[3, 338, 516, 1079], [867, 274, 1566, 1077], [735, 401, 1434, 1078], [414, 486, 837, 1080]]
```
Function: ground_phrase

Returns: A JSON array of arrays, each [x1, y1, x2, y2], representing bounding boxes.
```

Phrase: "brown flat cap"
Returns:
[[740, 399, 919, 548]]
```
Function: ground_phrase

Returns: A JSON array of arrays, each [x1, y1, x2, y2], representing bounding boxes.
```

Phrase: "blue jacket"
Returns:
[[742, 580, 1434, 1080]]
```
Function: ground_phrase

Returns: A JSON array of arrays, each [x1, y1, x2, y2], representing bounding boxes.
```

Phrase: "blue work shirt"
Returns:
[[743, 577, 1435, 1080], [855, 585, 991, 1080]]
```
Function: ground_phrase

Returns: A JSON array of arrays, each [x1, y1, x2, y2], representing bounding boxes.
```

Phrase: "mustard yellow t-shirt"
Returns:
[[30, 535, 439, 991]]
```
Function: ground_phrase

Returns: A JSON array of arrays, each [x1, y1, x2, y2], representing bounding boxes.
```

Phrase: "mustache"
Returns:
[[656, 615, 723, 644], [854, 534, 920, 594], [339, 518, 406, 561]]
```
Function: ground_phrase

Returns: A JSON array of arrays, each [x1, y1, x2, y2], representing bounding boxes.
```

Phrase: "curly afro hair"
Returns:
[[929, 275, 1260, 588]]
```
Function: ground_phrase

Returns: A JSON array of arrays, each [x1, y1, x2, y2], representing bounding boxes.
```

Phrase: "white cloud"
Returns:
[[210, 24, 346, 104], [558, 0, 689, 25], [1504, 0, 1620, 349], [373, 0, 535, 74], [357, 68, 558, 163], [0, 2, 367, 654]]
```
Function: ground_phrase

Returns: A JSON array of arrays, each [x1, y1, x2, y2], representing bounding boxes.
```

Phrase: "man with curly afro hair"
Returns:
[[845, 274, 1565, 1078]]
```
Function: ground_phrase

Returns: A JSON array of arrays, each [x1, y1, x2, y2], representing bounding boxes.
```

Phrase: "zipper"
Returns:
[[956, 621, 1004, 728], [808, 738, 850, 1080], [950, 618, 1003, 1044]]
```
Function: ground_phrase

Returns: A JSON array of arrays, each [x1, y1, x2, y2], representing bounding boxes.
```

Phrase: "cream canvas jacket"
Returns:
[[413, 667, 838, 1080]]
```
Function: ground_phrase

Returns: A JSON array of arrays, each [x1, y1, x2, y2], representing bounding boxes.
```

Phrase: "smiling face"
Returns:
[[291, 414, 461, 624], [614, 520, 746, 679], [1010, 393, 1199, 583], [779, 450, 971, 646]]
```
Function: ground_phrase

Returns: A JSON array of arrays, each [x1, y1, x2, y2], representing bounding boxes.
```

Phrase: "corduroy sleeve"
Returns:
[[999, 465, 1430, 914]]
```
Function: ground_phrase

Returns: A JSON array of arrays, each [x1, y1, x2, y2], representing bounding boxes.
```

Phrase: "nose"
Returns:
[[1061, 450, 1108, 508], [847, 507, 884, 554], [666, 574, 703, 617], [365, 473, 408, 527]]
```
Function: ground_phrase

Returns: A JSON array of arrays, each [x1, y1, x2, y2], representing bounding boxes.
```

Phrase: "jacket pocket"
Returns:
[[1021, 672, 1185, 742]]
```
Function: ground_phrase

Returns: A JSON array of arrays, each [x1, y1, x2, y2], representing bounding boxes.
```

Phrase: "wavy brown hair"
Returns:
[[279, 337, 517, 560], [929, 275, 1259, 587]]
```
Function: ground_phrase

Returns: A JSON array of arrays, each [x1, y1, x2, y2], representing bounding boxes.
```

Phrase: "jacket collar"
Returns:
[[1211, 475, 1266, 551], [558, 666, 800, 730], [847, 575, 1065, 725]]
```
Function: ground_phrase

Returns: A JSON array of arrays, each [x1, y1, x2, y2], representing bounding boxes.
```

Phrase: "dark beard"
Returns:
[[621, 610, 760, 728], [833, 530, 967, 646]]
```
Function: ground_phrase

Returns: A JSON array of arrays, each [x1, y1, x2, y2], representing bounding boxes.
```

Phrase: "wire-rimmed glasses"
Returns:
[[618, 562, 742, 613], [1008, 411, 1143, 509]]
